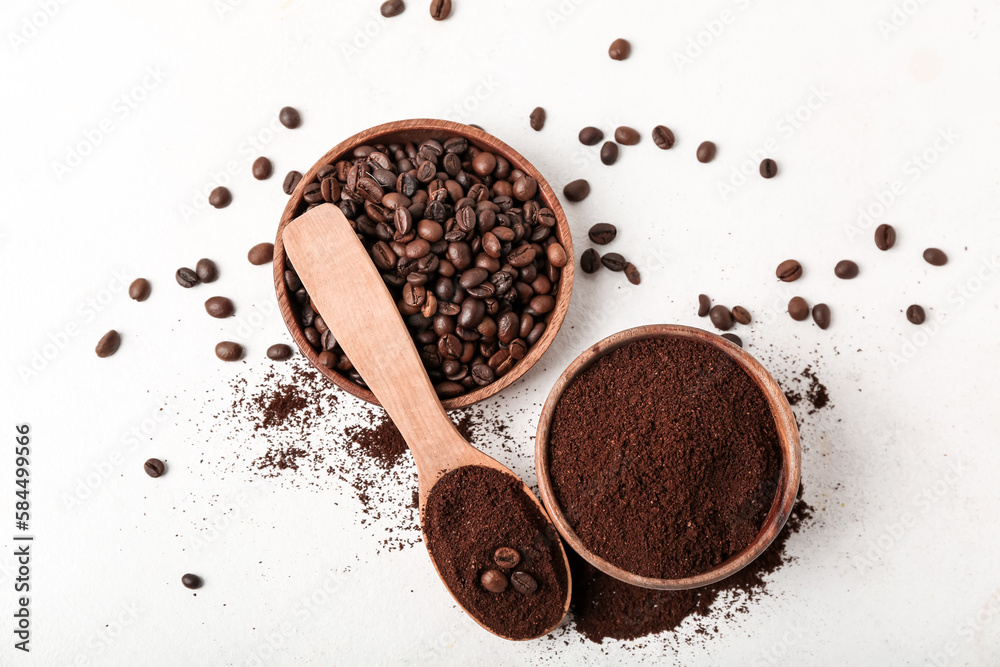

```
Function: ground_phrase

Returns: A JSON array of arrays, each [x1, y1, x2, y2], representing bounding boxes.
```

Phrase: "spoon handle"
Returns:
[[283, 204, 467, 481]]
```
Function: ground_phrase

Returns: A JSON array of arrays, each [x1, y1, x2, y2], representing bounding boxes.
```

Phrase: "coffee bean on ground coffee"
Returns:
[[696, 141, 717, 163], [95, 330, 121, 358], [423, 465, 569, 640], [129, 278, 151, 302], [608, 38, 631, 60], [547, 336, 781, 579], [599, 142, 618, 165], [652, 125, 675, 149], [529, 107, 546, 131], [196, 258, 219, 283]]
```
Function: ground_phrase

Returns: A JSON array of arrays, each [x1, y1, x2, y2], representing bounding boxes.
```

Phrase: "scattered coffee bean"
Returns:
[[529, 107, 546, 131], [494, 547, 521, 569], [835, 260, 859, 279], [776, 259, 802, 282], [875, 224, 896, 251], [204, 296, 235, 318], [209, 186, 232, 209], [600, 141, 619, 165], [95, 330, 121, 358], [624, 263, 641, 285], [614, 126, 640, 146], [696, 141, 717, 163], [128, 278, 151, 302], [652, 125, 675, 150], [480, 569, 508, 593], [563, 179, 590, 202], [698, 294, 711, 317], [283, 170, 302, 195], [588, 223, 617, 245], [721, 333, 742, 347], [601, 252, 626, 272], [252, 157, 273, 180], [144, 458, 165, 478], [906, 304, 926, 325], [709, 305, 733, 331], [429, 0, 451, 20], [581, 248, 601, 273], [380, 0, 405, 17], [510, 571, 538, 595], [248, 242, 274, 266], [923, 248, 948, 266], [176, 267, 200, 288], [278, 106, 301, 129], [812, 303, 831, 330], [757, 158, 778, 178], [215, 341, 244, 361], [731, 305, 752, 325], [196, 258, 219, 283], [181, 573, 203, 590], [788, 297, 809, 321], [267, 344, 293, 361], [578, 126, 604, 146], [608, 38, 631, 60]]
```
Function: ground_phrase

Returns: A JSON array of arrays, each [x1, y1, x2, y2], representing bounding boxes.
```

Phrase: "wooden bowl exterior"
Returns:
[[273, 119, 574, 410], [534, 324, 802, 591]]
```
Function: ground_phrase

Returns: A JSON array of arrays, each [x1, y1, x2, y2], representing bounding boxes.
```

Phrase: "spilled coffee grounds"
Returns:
[[424, 465, 569, 640], [548, 335, 782, 579]]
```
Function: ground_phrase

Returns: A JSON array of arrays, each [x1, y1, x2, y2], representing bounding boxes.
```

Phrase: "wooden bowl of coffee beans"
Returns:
[[274, 119, 574, 410]]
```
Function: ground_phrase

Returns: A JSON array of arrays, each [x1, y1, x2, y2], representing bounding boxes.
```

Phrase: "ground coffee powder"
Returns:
[[548, 335, 782, 580], [424, 465, 569, 640]]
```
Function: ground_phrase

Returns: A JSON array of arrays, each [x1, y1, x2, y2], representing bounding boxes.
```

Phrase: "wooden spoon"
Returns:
[[283, 203, 572, 640]]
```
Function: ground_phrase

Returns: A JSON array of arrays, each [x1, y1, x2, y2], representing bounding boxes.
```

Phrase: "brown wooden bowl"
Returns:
[[273, 119, 574, 410], [535, 324, 802, 591]]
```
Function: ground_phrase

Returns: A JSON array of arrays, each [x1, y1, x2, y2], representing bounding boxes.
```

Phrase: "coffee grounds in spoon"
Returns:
[[548, 335, 782, 580], [424, 465, 568, 640]]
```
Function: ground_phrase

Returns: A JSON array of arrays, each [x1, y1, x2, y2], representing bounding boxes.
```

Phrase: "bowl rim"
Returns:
[[534, 324, 802, 590], [273, 118, 575, 410]]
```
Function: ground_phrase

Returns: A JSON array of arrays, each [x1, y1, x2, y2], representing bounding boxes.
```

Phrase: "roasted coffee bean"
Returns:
[[731, 305, 752, 325], [510, 571, 538, 595], [759, 158, 778, 179], [176, 267, 200, 288], [875, 224, 896, 251], [788, 297, 809, 321], [698, 294, 711, 317], [129, 278, 151, 302], [215, 341, 244, 361], [614, 126, 640, 145], [279, 106, 301, 129], [283, 170, 302, 195], [95, 330, 121, 358], [652, 125, 675, 149], [480, 569, 508, 593], [429, 0, 451, 20], [529, 294, 555, 314], [529, 106, 546, 131], [835, 260, 859, 279], [508, 338, 528, 360], [248, 243, 274, 266], [624, 262, 641, 285], [812, 303, 831, 330], [304, 327, 321, 348], [380, 0, 405, 17], [317, 350, 336, 368], [438, 334, 463, 360], [321, 329, 338, 351], [601, 252, 626, 272], [578, 126, 604, 146], [267, 344, 293, 361], [580, 248, 601, 273], [588, 223, 617, 245], [209, 186, 232, 209], [608, 38, 631, 60], [696, 141, 717, 163], [600, 141, 619, 165], [181, 573, 203, 590], [494, 547, 521, 569], [458, 298, 486, 328], [472, 151, 497, 177], [721, 333, 743, 347], [709, 305, 733, 331], [923, 248, 948, 266], [252, 157, 273, 180], [507, 244, 536, 268], [204, 296, 235, 318], [144, 458, 165, 478], [776, 259, 802, 282], [196, 258, 219, 283], [512, 176, 537, 201], [471, 363, 495, 386], [546, 243, 568, 268], [526, 322, 546, 346], [459, 267, 489, 289], [906, 304, 926, 325], [435, 381, 464, 398]]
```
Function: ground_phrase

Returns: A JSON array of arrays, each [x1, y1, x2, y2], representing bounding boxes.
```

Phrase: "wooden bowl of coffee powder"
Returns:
[[535, 324, 801, 590]]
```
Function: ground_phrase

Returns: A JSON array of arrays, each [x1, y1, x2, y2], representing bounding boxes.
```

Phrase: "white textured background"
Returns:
[[2, 0, 1000, 664]]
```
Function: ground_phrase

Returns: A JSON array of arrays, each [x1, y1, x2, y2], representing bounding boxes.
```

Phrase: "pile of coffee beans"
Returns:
[[579, 223, 640, 285], [282, 133, 567, 399]]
